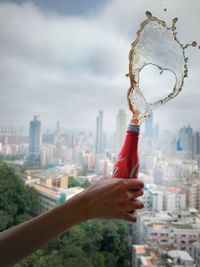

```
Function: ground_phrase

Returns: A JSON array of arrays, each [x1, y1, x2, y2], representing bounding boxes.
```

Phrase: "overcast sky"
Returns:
[[0, 0, 199, 132]]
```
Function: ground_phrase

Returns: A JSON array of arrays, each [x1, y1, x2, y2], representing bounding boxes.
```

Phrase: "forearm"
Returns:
[[0, 193, 86, 267], [0, 178, 144, 267]]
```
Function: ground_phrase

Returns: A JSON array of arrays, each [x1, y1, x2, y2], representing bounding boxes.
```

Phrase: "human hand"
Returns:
[[72, 178, 144, 222], [0, 178, 143, 267]]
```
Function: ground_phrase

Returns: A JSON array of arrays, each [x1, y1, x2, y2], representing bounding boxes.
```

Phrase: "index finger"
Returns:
[[125, 179, 144, 190]]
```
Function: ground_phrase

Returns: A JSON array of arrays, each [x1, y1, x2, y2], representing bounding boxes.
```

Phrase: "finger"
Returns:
[[128, 190, 143, 200], [123, 212, 137, 222], [125, 179, 144, 190], [100, 176, 112, 180], [128, 199, 144, 210]]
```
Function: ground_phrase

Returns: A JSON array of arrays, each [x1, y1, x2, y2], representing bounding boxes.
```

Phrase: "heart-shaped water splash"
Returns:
[[127, 11, 197, 125], [139, 64, 176, 105]]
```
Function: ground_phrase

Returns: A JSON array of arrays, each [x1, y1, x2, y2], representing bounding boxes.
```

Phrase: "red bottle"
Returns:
[[112, 124, 139, 179]]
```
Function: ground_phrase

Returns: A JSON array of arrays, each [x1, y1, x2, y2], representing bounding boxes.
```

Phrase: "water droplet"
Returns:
[[192, 41, 197, 47], [173, 17, 178, 24], [145, 11, 152, 19], [184, 44, 190, 49]]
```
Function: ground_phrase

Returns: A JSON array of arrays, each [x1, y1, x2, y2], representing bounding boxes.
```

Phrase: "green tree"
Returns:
[[14, 250, 44, 267], [14, 221, 131, 267], [82, 179, 91, 189], [79, 164, 88, 176], [0, 154, 24, 161], [68, 176, 80, 187], [0, 162, 39, 231], [0, 163, 131, 267]]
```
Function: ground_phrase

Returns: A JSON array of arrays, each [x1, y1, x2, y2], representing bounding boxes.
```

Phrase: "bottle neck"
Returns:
[[127, 124, 140, 133]]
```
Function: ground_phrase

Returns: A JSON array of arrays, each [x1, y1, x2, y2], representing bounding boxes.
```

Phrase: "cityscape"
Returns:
[[0, 109, 200, 267], [0, 0, 200, 266]]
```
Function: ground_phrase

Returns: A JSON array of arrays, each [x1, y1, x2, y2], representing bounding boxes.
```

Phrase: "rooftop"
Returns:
[[29, 183, 58, 198], [170, 222, 193, 230], [134, 245, 147, 254], [140, 256, 154, 266], [168, 250, 194, 263], [152, 223, 166, 229], [27, 170, 66, 180]]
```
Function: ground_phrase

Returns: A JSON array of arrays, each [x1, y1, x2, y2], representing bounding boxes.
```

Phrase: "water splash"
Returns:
[[127, 11, 198, 125]]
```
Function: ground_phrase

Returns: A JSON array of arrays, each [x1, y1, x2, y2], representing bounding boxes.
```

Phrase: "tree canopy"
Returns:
[[15, 221, 131, 267], [0, 162, 131, 267], [0, 162, 39, 231]]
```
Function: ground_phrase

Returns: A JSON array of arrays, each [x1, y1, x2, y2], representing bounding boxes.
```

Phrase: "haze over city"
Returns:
[[0, 0, 200, 131], [0, 2, 200, 265]]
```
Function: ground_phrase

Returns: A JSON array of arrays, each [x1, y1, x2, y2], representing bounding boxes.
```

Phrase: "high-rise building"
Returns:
[[42, 129, 55, 145], [28, 115, 41, 166], [144, 113, 154, 139], [116, 109, 126, 153], [193, 131, 200, 158], [178, 125, 193, 152], [55, 121, 60, 135], [154, 123, 159, 140], [95, 110, 103, 154], [192, 242, 200, 267], [54, 121, 60, 144]]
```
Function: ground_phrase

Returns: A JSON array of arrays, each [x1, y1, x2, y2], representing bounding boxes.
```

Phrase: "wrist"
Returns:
[[62, 190, 89, 225]]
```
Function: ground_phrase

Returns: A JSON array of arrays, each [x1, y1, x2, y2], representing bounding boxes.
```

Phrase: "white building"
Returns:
[[141, 185, 164, 212], [132, 211, 200, 255], [116, 109, 126, 153], [165, 190, 186, 213], [168, 250, 194, 266], [40, 144, 54, 166], [141, 184, 186, 213], [192, 242, 200, 267], [132, 244, 194, 267], [182, 182, 200, 210], [29, 182, 84, 213], [152, 191, 163, 212]]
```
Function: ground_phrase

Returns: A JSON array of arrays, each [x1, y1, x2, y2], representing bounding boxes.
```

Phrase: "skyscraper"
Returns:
[[116, 109, 127, 153], [193, 131, 200, 158], [179, 125, 193, 152], [95, 110, 103, 154], [28, 115, 41, 166], [144, 113, 154, 139]]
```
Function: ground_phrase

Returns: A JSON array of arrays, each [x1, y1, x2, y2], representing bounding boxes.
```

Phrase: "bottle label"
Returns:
[[112, 126, 139, 179]]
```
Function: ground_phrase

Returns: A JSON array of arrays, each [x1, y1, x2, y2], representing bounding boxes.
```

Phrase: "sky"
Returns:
[[0, 0, 200, 132]]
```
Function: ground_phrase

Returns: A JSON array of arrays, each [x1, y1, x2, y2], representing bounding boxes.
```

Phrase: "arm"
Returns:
[[0, 178, 144, 267]]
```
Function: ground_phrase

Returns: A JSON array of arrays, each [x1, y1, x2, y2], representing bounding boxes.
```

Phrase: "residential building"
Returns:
[[132, 211, 200, 255], [26, 170, 68, 189], [29, 183, 83, 213], [132, 244, 194, 267], [192, 242, 200, 267]]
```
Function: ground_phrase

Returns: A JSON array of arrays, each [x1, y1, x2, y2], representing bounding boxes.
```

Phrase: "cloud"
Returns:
[[0, 0, 199, 132]]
